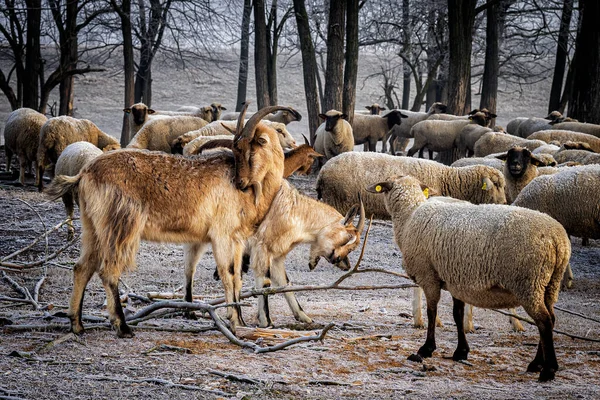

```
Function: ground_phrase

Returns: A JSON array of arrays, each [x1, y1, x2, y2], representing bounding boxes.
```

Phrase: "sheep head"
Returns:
[[210, 103, 227, 121], [496, 146, 547, 178], [429, 102, 448, 114], [124, 102, 155, 126], [319, 110, 347, 132], [366, 103, 386, 115], [383, 110, 409, 130], [309, 195, 366, 271]]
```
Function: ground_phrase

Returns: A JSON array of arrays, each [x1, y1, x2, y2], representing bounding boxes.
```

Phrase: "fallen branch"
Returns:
[[83, 375, 231, 396], [554, 305, 600, 324], [0, 219, 74, 263], [208, 369, 265, 385], [0, 234, 80, 271], [1, 272, 38, 309]]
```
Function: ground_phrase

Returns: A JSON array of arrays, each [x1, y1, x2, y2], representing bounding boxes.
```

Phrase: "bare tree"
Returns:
[[323, 0, 346, 112], [266, 0, 292, 105], [548, 0, 574, 113], [254, 0, 271, 109], [235, 0, 253, 111], [342, 0, 359, 124]]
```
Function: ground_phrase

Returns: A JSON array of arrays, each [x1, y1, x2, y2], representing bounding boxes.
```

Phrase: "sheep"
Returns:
[[153, 106, 214, 122], [123, 102, 157, 137], [365, 103, 386, 114], [366, 175, 570, 382], [316, 152, 506, 220], [506, 117, 528, 135], [513, 164, 600, 250], [455, 124, 494, 158], [528, 130, 600, 152], [54, 141, 105, 240], [407, 112, 488, 159], [175, 120, 296, 155], [178, 102, 227, 121], [387, 102, 448, 155], [44, 104, 294, 337], [495, 147, 550, 207], [514, 111, 566, 137], [473, 132, 546, 157], [554, 149, 600, 165], [550, 121, 600, 138], [220, 108, 302, 125], [450, 156, 504, 171], [36, 116, 120, 191], [350, 110, 408, 152], [3, 108, 48, 185], [313, 110, 355, 168], [126, 116, 209, 153]]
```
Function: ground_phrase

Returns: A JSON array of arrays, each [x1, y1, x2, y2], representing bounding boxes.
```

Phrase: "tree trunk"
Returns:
[[548, 0, 574, 113], [569, 0, 600, 123], [266, 0, 277, 105], [293, 0, 321, 143], [23, 0, 41, 110], [479, 0, 503, 127], [113, 0, 135, 146], [342, 0, 359, 125], [254, 0, 270, 109], [235, 0, 253, 111], [401, 0, 410, 110], [323, 0, 346, 112], [58, 0, 79, 116], [0, 70, 18, 110]]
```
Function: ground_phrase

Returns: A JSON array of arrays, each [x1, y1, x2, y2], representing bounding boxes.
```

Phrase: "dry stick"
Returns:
[[207, 369, 265, 385], [0, 219, 73, 262], [493, 309, 600, 343], [0, 234, 80, 271], [554, 305, 600, 324], [83, 375, 231, 397], [1, 272, 38, 309]]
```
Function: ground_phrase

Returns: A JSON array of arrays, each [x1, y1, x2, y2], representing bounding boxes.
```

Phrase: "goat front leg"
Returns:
[[213, 240, 245, 331], [271, 257, 312, 324], [182, 242, 209, 320]]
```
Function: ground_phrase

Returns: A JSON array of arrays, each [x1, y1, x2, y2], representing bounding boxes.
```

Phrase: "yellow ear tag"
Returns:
[[481, 182, 488, 190], [423, 188, 429, 198], [375, 185, 382, 192]]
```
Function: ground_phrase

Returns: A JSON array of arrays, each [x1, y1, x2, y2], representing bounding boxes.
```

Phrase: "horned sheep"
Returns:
[[36, 116, 120, 191], [316, 152, 506, 220], [45, 105, 293, 337], [3, 108, 48, 185], [367, 175, 570, 382]]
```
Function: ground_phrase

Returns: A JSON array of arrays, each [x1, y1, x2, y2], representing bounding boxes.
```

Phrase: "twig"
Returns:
[[554, 305, 600, 324], [83, 375, 231, 396], [1, 272, 39, 309], [0, 234, 80, 271], [15, 198, 48, 261], [208, 369, 264, 385], [1, 219, 74, 262], [0, 296, 34, 305], [33, 275, 46, 305]]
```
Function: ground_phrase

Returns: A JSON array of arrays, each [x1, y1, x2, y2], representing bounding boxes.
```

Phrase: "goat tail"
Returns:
[[45, 174, 81, 201]]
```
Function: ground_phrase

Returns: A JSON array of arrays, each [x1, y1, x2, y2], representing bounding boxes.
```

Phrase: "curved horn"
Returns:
[[240, 105, 299, 141], [234, 101, 250, 140], [355, 192, 366, 233], [302, 134, 310, 146]]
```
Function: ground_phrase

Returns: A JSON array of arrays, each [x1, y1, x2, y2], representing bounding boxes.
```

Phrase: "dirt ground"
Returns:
[[1, 51, 599, 399]]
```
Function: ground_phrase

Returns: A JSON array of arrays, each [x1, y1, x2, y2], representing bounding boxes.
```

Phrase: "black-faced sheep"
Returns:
[[351, 110, 408, 152], [387, 102, 448, 155]]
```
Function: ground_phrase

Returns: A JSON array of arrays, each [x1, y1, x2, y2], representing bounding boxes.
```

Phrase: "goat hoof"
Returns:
[[452, 348, 469, 361], [116, 324, 134, 338], [538, 368, 556, 382], [407, 353, 424, 363], [527, 360, 543, 373]]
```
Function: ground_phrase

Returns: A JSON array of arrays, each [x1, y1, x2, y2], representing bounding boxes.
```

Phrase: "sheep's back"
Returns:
[[5, 108, 48, 161], [529, 130, 600, 152], [55, 141, 103, 176]]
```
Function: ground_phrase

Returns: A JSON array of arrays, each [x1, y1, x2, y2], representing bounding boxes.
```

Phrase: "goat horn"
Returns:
[[240, 105, 299, 141], [355, 192, 366, 233], [302, 134, 310, 146], [234, 101, 250, 140], [351, 215, 373, 271]]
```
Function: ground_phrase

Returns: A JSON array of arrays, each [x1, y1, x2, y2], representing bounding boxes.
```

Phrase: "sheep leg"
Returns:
[[5, 147, 13, 172], [388, 135, 396, 154], [182, 242, 209, 320], [62, 192, 75, 241], [428, 149, 434, 160], [18, 156, 28, 186], [413, 286, 442, 328], [368, 138, 378, 152], [562, 263, 573, 289], [272, 257, 312, 324], [363, 143, 369, 152], [452, 297, 470, 361], [396, 138, 411, 153], [415, 286, 441, 359], [509, 308, 525, 332], [464, 304, 475, 333], [36, 162, 45, 191], [407, 145, 420, 158], [522, 302, 558, 382]]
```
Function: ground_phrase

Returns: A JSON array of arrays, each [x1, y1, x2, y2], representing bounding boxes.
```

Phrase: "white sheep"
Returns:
[[514, 111, 567, 137], [123, 102, 157, 137], [366, 175, 570, 382], [126, 116, 209, 153], [351, 110, 407, 152], [314, 110, 355, 167], [54, 141, 105, 240], [553, 149, 600, 165], [387, 102, 448, 154], [455, 124, 494, 158], [220, 108, 302, 125], [316, 152, 506, 220], [550, 121, 600, 138], [178, 102, 227, 121], [36, 116, 120, 191], [153, 106, 214, 122], [3, 108, 48, 185], [473, 132, 546, 157], [528, 130, 600, 152]]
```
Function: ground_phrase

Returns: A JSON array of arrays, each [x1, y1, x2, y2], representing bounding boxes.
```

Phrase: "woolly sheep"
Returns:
[[367, 175, 570, 382], [36, 116, 120, 191], [351, 110, 408, 152], [183, 135, 235, 156], [528, 130, 600, 152], [178, 103, 227, 121], [153, 106, 214, 122], [365, 103, 386, 114], [455, 124, 494, 158], [550, 121, 600, 138], [3, 108, 48, 185], [553, 149, 600, 165], [450, 157, 504, 171], [54, 141, 106, 240], [123, 102, 157, 137], [316, 152, 506, 219], [514, 111, 566, 137], [506, 117, 528, 135], [220, 108, 302, 125], [314, 110, 355, 167], [473, 132, 546, 157], [407, 112, 488, 159], [126, 115, 209, 153], [387, 102, 448, 154]]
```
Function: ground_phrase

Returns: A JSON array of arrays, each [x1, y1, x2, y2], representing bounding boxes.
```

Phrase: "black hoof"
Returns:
[[527, 360, 543, 373], [116, 324, 134, 338], [452, 348, 469, 361], [417, 345, 435, 359], [184, 311, 198, 320], [407, 353, 424, 363], [538, 368, 556, 382]]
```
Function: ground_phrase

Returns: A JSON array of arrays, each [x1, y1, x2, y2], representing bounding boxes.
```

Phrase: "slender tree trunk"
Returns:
[[254, 0, 270, 109], [0, 70, 18, 110], [569, 0, 600, 123], [58, 0, 79, 116], [236, 0, 253, 111], [323, 0, 346, 112], [479, 1, 503, 127], [266, 0, 277, 105], [23, 0, 41, 110], [548, 0, 574, 113], [293, 0, 321, 143], [342, 0, 359, 125], [113, 0, 135, 146], [401, 0, 410, 110]]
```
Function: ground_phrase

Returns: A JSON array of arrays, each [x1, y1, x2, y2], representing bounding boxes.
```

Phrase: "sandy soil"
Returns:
[[1, 51, 599, 399]]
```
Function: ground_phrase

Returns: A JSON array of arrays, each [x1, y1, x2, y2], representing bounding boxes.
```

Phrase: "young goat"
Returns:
[[46, 104, 293, 337]]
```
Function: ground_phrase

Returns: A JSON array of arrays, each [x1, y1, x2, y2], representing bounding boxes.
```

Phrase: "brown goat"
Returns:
[[46, 104, 294, 337]]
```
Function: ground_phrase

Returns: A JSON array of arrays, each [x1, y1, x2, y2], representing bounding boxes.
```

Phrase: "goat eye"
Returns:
[[277, 129, 283, 134], [257, 137, 268, 145]]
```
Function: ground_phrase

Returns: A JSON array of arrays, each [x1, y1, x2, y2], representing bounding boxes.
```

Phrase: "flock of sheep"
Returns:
[[3, 98, 600, 383]]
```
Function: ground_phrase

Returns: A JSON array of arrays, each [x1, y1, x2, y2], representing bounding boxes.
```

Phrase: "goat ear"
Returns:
[[148, 109, 156, 114], [343, 204, 359, 226], [123, 108, 131, 114], [221, 122, 236, 134], [495, 152, 509, 161], [319, 113, 327, 120], [365, 181, 393, 194]]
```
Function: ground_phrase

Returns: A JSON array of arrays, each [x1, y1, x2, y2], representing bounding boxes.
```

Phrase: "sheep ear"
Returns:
[[319, 113, 327, 120], [380, 106, 387, 111], [123, 108, 131, 114], [530, 154, 546, 167], [148, 109, 156, 115], [419, 183, 433, 198], [341, 113, 348, 120], [221, 106, 227, 110], [365, 181, 393, 194], [489, 113, 497, 119], [481, 177, 493, 191], [365, 106, 372, 110], [495, 152, 508, 161], [220, 122, 236, 134]]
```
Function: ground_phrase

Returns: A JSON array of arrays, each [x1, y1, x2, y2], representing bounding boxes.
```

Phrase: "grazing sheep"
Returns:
[[45, 104, 294, 337], [513, 165, 600, 249], [36, 116, 120, 191], [127, 116, 209, 153], [54, 141, 107, 240], [550, 121, 600, 138], [367, 175, 570, 382], [351, 110, 408, 152], [553, 149, 600, 165], [314, 110, 355, 167], [528, 130, 600, 152], [3, 108, 48, 185], [407, 112, 488, 159], [473, 132, 546, 157], [387, 102, 448, 155], [514, 111, 566, 137], [221, 108, 302, 125], [316, 152, 506, 219]]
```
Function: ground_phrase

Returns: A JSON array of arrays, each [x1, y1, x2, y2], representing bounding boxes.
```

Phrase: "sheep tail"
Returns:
[[44, 174, 81, 201]]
